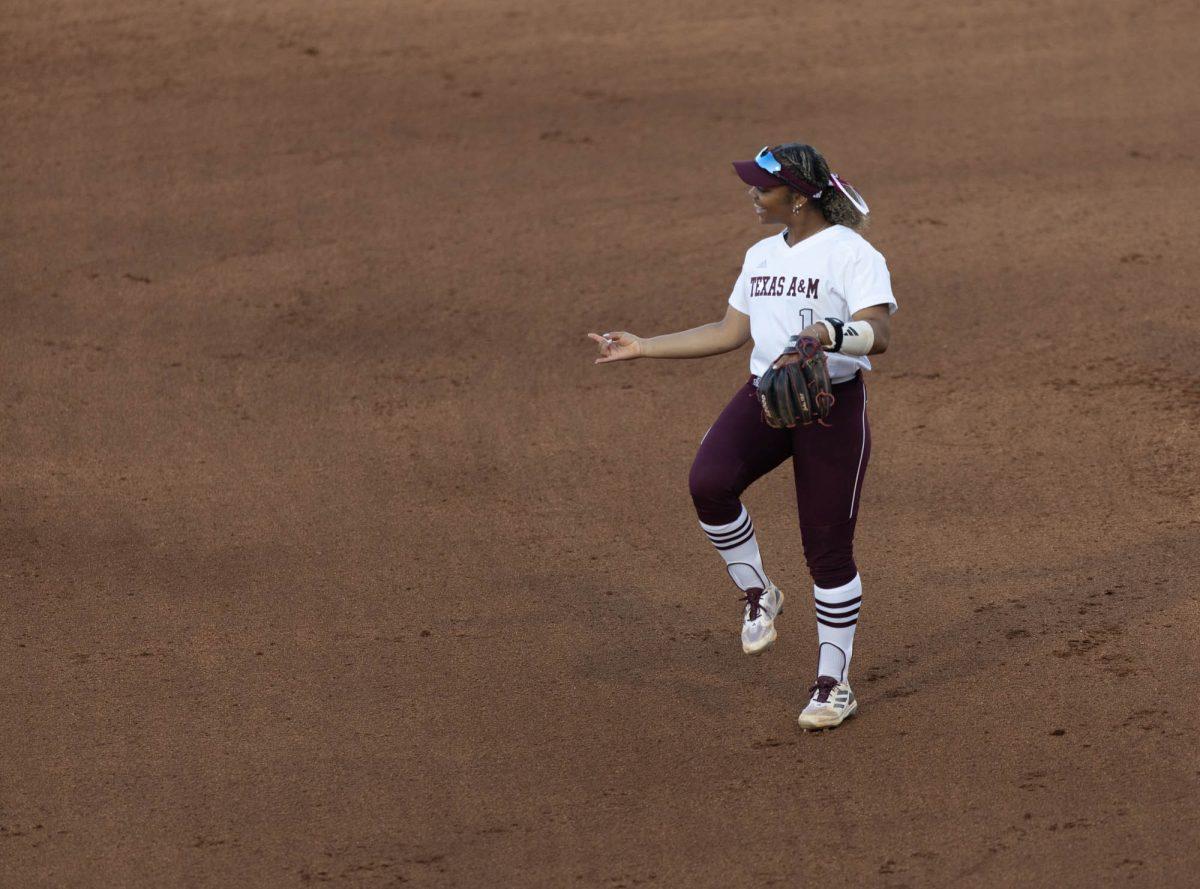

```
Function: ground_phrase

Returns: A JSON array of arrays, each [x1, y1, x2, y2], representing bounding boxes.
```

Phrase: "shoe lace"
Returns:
[[808, 676, 838, 704], [739, 587, 765, 622]]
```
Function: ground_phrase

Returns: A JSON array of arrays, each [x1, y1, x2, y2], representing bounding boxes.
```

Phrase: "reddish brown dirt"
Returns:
[[3, 1, 1199, 886]]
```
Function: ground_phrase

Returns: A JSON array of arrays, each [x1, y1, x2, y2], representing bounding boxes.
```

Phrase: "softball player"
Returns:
[[588, 142, 896, 730]]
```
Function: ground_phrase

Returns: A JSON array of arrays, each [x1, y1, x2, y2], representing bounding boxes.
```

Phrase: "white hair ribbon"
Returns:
[[828, 172, 870, 215]]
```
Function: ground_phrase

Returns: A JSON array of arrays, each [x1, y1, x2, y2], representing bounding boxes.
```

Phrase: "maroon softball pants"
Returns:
[[688, 373, 871, 589]]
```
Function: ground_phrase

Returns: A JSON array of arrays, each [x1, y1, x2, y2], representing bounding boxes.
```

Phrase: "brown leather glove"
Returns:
[[756, 335, 835, 428]]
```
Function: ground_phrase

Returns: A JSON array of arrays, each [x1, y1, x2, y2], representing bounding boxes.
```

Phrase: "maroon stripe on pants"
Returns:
[[688, 373, 871, 588]]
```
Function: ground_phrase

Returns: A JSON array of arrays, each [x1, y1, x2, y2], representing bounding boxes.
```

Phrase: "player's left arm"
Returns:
[[848, 304, 891, 354], [789, 303, 891, 362]]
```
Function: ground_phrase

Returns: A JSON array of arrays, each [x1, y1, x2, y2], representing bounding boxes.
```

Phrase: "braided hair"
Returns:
[[771, 142, 868, 232]]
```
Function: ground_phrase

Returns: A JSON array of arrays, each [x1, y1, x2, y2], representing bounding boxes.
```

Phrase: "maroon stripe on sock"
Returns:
[[704, 513, 751, 542], [816, 616, 859, 628], [713, 526, 755, 550]]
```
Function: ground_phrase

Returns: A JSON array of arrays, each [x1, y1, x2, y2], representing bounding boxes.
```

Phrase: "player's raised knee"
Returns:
[[688, 458, 737, 508]]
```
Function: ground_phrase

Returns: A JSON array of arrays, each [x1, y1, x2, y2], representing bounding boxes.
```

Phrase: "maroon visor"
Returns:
[[732, 159, 787, 190], [732, 149, 824, 198]]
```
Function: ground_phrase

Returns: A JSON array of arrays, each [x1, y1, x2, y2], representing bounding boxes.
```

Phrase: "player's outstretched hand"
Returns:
[[588, 331, 643, 364]]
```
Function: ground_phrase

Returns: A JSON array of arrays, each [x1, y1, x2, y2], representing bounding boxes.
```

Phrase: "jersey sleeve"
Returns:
[[844, 245, 897, 316], [728, 262, 751, 314]]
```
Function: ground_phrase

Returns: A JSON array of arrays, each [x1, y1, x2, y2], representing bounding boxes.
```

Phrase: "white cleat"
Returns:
[[798, 676, 857, 730], [740, 584, 784, 655]]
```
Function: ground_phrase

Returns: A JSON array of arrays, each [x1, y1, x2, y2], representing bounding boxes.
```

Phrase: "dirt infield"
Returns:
[[3, 1, 1198, 886]]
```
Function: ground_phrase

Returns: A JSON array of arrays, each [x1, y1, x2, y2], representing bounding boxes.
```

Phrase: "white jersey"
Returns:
[[728, 225, 897, 382]]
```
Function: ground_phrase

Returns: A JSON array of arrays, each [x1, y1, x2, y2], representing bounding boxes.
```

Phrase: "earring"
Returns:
[[792, 202, 805, 215]]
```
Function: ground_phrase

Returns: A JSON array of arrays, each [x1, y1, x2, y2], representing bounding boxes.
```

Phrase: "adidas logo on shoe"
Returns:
[[798, 675, 857, 730]]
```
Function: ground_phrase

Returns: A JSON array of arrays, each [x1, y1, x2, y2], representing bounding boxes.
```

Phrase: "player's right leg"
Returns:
[[688, 380, 792, 654], [789, 373, 871, 729]]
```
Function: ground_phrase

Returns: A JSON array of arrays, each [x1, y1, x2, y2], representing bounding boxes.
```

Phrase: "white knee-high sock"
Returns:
[[814, 574, 862, 682], [699, 506, 768, 591]]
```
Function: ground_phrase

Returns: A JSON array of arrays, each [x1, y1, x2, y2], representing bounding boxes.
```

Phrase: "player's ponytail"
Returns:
[[772, 142, 869, 232]]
